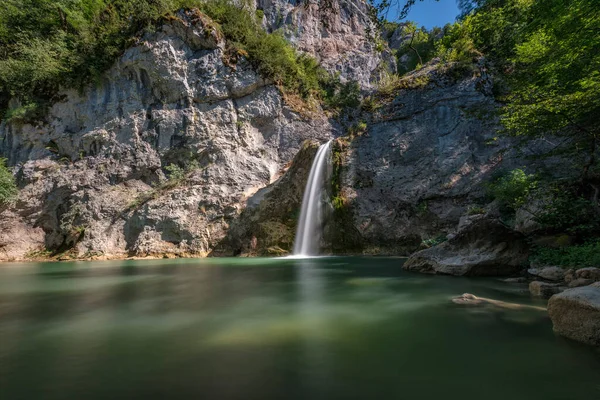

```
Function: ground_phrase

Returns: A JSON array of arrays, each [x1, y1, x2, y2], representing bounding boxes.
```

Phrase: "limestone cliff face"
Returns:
[[0, 10, 336, 260], [0, 3, 568, 261], [329, 64, 570, 255], [258, 0, 394, 87]]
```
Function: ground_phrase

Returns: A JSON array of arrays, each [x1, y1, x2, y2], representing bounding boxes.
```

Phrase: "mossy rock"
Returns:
[[257, 221, 293, 252]]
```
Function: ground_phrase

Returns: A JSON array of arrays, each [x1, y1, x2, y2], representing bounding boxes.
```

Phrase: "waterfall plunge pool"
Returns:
[[0, 257, 599, 399]]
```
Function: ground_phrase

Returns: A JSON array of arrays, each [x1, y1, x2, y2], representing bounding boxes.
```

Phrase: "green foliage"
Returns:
[[0, 0, 330, 120], [321, 78, 361, 111], [347, 121, 367, 138], [59, 202, 85, 236], [0, 0, 177, 115], [421, 235, 447, 248], [395, 22, 440, 75], [164, 163, 186, 181], [534, 188, 600, 238], [125, 159, 200, 212], [435, 22, 480, 65], [500, 0, 600, 153], [467, 205, 486, 215], [200, 0, 324, 99], [486, 168, 537, 210], [530, 240, 600, 269], [3, 102, 42, 123], [0, 158, 18, 205], [376, 71, 429, 101], [456, 0, 600, 174]]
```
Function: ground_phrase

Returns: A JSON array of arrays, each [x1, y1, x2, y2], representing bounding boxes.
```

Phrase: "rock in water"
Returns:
[[403, 219, 528, 276], [529, 281, 563, 298], [452, 293, 546, 311], [548, 283, 600, 346], [527, 266, 565, 282], [575, 267, 600, 282]]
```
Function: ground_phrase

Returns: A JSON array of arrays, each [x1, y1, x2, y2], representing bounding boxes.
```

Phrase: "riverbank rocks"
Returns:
[[529, 281, 563, 298], [403, 219, 528, 276], [576, 267, 600, 281], [548, 283, 600, 346], [527, 266, 565, 282]]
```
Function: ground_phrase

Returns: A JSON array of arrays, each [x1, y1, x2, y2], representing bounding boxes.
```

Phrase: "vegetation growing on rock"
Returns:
[[0, 0, 350, 120], [0, 158, 17, 205]]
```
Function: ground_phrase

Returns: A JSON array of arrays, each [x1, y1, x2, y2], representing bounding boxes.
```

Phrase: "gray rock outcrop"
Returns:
[[212, 140, 324, 256], [548, 283, 600, 346], [0, 10, 336, 260], [528, 266, 565, 282], [403, 218, 529, 276], [259, 0, 394, 88], [576, 267, 600, 281]]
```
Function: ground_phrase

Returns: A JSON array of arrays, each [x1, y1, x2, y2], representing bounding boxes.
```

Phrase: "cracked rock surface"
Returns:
[[0, 10, 335, 260]]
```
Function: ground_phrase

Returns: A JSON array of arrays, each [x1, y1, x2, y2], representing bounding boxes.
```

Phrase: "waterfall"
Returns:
[[293, 140, 332, 256]]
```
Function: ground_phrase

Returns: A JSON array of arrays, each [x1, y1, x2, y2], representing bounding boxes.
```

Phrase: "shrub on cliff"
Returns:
[[0, 0, 328, 120], [198, 0, 325, 99], [486, 169, 537, 211], [0, 158, 17, 205]]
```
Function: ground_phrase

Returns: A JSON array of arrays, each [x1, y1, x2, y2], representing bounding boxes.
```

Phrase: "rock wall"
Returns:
[[0, 10, 336, 260], [0, 4, 575, 261], [258, 0, 394, 87], [330, 64, 570, 254]]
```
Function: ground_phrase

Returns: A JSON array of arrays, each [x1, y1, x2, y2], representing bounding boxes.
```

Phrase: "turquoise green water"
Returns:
[[0, 257, 599, 400]]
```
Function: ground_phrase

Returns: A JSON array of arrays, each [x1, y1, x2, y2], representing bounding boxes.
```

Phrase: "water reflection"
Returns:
[[296, 258, 330, 396]]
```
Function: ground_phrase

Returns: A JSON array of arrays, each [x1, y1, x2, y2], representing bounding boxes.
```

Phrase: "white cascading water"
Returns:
[[293, 140, 332, 256]]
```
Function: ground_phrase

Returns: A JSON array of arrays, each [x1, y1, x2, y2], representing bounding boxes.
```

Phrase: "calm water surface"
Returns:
[[0, 257, 599, 400]]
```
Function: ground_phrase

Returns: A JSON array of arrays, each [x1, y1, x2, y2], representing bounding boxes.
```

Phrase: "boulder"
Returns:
[[527, 266, 565, 282], [575, 267, 600, 281], [403, 218, 529, 276], [548, 283, 600, 346], [529, 281, 563, 298], [568, 278, 595, 288], [564, 268, 576, 284]]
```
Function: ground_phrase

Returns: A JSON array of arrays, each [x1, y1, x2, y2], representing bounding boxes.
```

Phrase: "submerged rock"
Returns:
[[452, 293, 546, 311], [500, 277, 527, 284], [529, 281, 563, 298], [403, 219, 528, 276], [548, 283, 600, 346]]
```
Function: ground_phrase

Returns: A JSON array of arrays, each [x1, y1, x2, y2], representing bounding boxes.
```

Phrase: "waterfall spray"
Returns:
[[293, 140, 332, 256]]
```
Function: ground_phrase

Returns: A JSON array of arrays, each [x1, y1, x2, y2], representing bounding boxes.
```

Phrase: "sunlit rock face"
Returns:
[[0, 10, 335, 260], [258, 0, 395, 88]]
